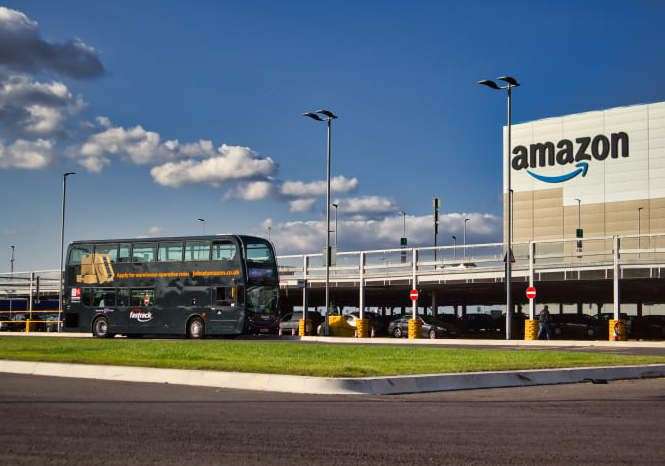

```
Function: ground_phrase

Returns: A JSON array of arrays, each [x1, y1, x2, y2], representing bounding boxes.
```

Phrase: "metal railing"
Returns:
[[277, 233, 665, 283]]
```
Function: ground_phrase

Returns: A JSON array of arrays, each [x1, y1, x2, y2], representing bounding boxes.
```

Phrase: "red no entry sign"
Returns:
[[409, 289, 419, 301], [526, 286, 537, 300]]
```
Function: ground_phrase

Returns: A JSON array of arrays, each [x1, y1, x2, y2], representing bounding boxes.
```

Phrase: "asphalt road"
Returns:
[[1, 375, 664, 465]]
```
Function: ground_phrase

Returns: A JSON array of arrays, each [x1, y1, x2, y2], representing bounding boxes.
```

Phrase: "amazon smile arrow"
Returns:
[[526, 162, 589, 184]]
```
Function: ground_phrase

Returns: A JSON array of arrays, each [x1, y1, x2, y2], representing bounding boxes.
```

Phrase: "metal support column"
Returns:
[[301, 255, 308, 335], [28, 272, 34, 332], [528, 241, 535, 320], [412, 248, 418, 320], [431, 292, 437, 316], [613, 236, 620, 320], [359, 252, 366, 319]]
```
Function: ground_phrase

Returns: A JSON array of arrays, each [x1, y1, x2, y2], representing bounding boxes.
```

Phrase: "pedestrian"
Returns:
[[538, 305, 551, 340]]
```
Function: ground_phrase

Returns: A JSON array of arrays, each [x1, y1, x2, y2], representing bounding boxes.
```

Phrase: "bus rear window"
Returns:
[[245, 243, 274, 263], [68, 245, 91, 265]]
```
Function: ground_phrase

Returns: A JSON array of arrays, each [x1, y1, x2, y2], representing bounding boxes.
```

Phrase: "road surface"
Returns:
[[0, 374, 663, 465]]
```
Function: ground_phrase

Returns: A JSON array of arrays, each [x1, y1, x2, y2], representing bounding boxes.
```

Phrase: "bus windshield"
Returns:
[[246, 285, 278, 314], [245, 242, 274, 264]]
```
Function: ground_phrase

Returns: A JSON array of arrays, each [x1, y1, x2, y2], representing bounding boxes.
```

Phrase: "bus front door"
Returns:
[[210, 286, 242, 333]]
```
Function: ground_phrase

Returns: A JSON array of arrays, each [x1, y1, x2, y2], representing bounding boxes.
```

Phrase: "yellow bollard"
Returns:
[[524, 320, 538, 340], [327, 315, 350, 337], [298, 319, 306, 336], [609, 319, 627, 341], [24, 319, 31, 334], [407, 319, 421, 339], [356, 319, 369, 338]]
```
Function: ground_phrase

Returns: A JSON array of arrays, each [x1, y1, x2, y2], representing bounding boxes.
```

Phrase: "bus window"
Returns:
[[185, 241, 210, 261], [130, 289, 155, 307], [118, 243, 131, 263], [212, 241, 237, 261], [215, 287, 233, 306], [215, 286, 244, 306], [117, 289, 130, 306], [94, 244, 118, 262], [158, 242, 183, 261], [68, 244, 92, 265], [92, 289, 116, 307], [245, 242, 274, 264], [132, 243, 156, 262], [82, 288, 93, 306]]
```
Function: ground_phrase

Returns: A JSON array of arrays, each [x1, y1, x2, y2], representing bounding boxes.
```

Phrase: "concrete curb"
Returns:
[[3, 333, 665, 349], [1, 360, 663, 395], [1, 332, 90, 338], [298, 336, 665, 349]]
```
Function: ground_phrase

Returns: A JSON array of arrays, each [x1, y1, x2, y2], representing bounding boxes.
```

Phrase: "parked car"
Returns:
[[495, 312, 527, 339], [550, 314, 603, 339], [462, 313, 501, 335], [278, 311, 323, 336], [387, 316, 458, 339], [627, 315, 665, 339], [348, 311, 390, 336]]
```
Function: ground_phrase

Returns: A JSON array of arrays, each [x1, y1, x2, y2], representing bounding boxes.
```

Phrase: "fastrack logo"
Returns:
[[129, 311, 153, 323]]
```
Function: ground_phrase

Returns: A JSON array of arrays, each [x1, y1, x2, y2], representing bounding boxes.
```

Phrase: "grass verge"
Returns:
[[1, 336, 664, 378]]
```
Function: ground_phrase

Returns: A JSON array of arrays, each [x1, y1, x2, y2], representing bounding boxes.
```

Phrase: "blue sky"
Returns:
[[2, 1, 665, 270]]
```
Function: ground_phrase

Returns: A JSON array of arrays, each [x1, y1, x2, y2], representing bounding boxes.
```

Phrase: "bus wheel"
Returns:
[[187, 317, 205, 339], [92, 317, 111, 338]]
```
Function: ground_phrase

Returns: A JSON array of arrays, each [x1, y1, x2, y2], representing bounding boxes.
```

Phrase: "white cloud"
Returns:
[[75, 122, 228, 172], [0, 74, 83, 136], [147, 226, 162, 236], [226, 180, 275, 200], [288, 198, 317, 212], [95, 116, 112, 128], [335, 195, 398, 216], [79, 124, 166, 169], [0, 138, 52, 169], [0, 7, 104, 78], [150, 145, 276, 187], [280, 175, 358, 197], [262, 212, 500, 254]]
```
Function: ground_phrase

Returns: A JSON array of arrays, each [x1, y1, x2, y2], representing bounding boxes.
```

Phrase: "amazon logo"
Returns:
[[512, 132, 629, 183]]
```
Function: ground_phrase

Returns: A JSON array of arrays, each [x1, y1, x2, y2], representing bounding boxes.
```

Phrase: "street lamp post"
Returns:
[[452, 236, 457, 260], [463, 218, 470, 263], [58, 172, 76, 331], [9, 245, 15, 317], [267, 225, 272, 242], [479, 75, 519, 340], [303, 109, 338, 334], [197, 218, 206, 235], [399, 210, 407, 238], [575, 198, 582, 232], [638, 207, 644, 253], [332, 203, 339, 249]]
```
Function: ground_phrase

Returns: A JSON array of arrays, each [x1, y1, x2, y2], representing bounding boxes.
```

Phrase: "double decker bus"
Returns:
[[62, 235, 279, 338]]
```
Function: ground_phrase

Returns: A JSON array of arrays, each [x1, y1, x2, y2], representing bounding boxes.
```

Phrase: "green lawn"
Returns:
[[1, 337, 663, 377]]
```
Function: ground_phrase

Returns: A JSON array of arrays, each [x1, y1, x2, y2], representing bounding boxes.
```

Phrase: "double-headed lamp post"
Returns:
[[332, 203, 339, 249], [303, 109, 338, 334], [399, 210, 407, 238], [197, 218, 206, 235], [479, 75, 519, 340], [58, 172, 76, 331]]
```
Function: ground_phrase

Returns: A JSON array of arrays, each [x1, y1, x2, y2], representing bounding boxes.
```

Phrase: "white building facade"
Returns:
[[504, 101, 665, 244]]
